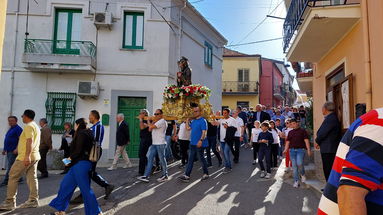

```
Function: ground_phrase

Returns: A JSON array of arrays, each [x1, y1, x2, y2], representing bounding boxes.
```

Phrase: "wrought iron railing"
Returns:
[[222, 81, 259, 94], [283, 0, 352, 52], [24, 39, 97, 59], [274, 86, 285, 96], [297, 71, 314, 78]]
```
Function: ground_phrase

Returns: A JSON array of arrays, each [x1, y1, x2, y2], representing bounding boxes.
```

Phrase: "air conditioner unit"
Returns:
[[77, 81, 99, 98], [94, 12, 112, 28]]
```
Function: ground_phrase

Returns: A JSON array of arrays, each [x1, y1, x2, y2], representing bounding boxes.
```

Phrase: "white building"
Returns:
[[0, 0, 227, 162]]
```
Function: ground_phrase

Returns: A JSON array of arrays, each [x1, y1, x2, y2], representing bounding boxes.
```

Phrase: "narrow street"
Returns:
[[0, 148, 320, 215]]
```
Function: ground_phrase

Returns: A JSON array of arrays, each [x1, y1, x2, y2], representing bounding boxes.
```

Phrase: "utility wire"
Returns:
[[235, 0, 284, 45], [149, 0, 177, 34], [225, 37, 283, 47]]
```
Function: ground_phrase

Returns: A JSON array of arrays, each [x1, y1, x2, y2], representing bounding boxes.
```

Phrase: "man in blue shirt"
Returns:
[[1, 116, 23, 186], [179, 106, 209, 182]]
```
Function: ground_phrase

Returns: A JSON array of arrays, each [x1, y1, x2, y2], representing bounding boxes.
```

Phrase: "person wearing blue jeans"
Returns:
[[50, 161, 101, 215], [165, 120, 176, 161], [138, 109, 169, 183], [289, 148, 306, 182], [284, 119, 311, 188], [179, 107, 209, 182], [220, 142, 232, 171], [50, 118, 102, 215], [142, 144, 168, 179], [1, 116, 23, 186], [216, 108, 237, 174], [206, 122, 222, 167]]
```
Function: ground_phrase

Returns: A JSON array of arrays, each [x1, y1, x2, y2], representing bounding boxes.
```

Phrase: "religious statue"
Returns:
[[177, 57, 192, 87]]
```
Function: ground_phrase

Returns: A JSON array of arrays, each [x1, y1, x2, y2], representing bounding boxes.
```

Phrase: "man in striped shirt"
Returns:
[[318, 108, 383, 215]]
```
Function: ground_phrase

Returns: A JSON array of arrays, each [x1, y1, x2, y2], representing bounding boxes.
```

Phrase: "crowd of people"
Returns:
[[2, 102, 380, 215]]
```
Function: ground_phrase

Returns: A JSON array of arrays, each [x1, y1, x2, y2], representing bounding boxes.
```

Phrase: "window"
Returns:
[[237, 101, 249, 109], [123, 12, 144, 49], [238, 69, 250, 92], [238, 69, 249, 82], [45, 92, 76, 134], [53, 9, 82, 54], [204, 41, 213, 67]]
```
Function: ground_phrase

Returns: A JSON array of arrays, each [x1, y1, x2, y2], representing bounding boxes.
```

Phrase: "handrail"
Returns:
[[222, 81, 259, 93], [283, 0, 350, 53], [24, 39, 97, 58]]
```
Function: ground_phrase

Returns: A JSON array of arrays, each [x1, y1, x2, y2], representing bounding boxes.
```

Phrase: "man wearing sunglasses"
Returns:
[[138, 109, 169, 183]]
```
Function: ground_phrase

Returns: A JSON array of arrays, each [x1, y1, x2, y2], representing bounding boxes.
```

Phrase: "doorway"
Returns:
[[117, 97, 146, 158]]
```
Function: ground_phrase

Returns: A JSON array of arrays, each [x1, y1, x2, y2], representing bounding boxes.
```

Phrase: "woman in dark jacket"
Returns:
[[59, 122, 75, 174], [49, 118, 102, 215]]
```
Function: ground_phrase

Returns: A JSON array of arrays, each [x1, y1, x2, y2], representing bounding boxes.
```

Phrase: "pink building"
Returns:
[[260, 58, 285, 107]]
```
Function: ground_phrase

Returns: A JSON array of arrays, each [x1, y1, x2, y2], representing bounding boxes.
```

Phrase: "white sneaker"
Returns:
[[252, 160, 257, 165], [293, 181, 300, 188], [260, 171, 266, 178], [265, 173, 271, 179], [157, 175, 168, 183], [123, 163, 133, 169], [107, 166, 116, 171], [137, 176, 149, 183], [301, 175, 306, 183]]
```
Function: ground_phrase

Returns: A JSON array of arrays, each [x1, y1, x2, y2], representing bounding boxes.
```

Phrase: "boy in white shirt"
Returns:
[[250, 121, 262, 165]]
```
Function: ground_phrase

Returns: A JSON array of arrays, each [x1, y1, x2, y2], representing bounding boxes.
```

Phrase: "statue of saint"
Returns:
[[177, 57, 192, 87]]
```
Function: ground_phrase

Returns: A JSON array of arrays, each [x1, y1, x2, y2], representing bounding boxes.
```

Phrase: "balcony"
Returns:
[[283, 0, 361, 62], [273, 86, 286, 100], [23, 39, 97, 73], [222, 81, 259, 95], [296, 71, 313, 93]]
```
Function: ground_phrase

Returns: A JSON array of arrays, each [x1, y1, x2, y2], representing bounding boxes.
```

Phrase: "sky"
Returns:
[[190, 0, 287, 60], [190, 0, 300, 90]]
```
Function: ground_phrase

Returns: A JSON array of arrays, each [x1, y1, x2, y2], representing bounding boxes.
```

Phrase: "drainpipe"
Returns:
[[362, 0, 372, 111], [177, 0, 187, 60], [9, 0, 21, 116]]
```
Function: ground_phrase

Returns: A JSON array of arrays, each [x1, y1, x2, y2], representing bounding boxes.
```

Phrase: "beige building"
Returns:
[[284, 0, 383, 134], [222, 48, 260, 110]]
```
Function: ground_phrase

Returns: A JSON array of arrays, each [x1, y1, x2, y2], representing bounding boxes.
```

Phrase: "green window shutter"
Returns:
[[123, 12, 144, 49], [204, 41, 213, 67], [46, 92, 76, 134]]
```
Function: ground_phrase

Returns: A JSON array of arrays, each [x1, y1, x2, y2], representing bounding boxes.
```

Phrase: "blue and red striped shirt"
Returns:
[[318, 108, 383, 215]]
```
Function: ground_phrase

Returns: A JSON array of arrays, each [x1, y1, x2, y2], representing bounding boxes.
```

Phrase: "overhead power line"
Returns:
[[225, 37, 283, 47], [149, 0, 177, 34], [235, 0, 285, 45]]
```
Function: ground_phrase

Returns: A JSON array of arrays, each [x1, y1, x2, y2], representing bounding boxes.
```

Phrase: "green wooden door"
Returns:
[[118, 97, 146, 158]]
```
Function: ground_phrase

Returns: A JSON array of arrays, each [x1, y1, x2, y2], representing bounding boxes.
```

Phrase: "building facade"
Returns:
[[284, 0, 383, 134], [222, 48, 260, 110], [259, 58, 285, 107], [0, 0, 227, 161], [284, 0, 383, 182]]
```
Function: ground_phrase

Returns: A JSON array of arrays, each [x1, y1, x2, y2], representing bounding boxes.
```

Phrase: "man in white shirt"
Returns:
[[215, 108, 237, 174], [138, 109, 168, 183], [232, 110, 244, 163]]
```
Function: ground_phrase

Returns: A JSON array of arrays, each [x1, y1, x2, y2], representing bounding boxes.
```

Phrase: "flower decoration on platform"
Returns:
[[163, 84, 211, 100]]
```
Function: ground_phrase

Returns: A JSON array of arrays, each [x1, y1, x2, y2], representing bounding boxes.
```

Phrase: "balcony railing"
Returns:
[[222, 81, 259, 94], [297, 71, 314, 78], [283, 0, 351, 53], [24, 39, 96, 59]]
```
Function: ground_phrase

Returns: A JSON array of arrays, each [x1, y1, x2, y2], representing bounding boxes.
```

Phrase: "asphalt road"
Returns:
[[0, 147, 320, 215]]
